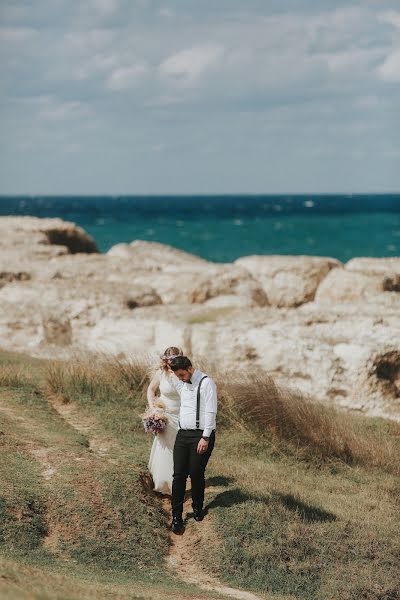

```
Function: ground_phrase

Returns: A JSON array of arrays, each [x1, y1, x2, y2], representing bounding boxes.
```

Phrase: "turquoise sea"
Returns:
[[0, 195, 399, 263]]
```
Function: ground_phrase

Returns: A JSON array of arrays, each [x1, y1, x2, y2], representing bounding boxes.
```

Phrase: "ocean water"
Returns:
[[1, 195, 399, 263]]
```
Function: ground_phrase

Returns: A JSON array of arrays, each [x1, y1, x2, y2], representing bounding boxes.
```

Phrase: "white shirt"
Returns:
[[171, 369, 217, 438]]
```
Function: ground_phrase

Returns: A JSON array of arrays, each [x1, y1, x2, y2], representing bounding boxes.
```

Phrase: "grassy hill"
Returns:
[[0, 350, 399, 600]]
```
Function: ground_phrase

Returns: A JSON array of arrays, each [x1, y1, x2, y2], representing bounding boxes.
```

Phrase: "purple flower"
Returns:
[[143, 413, 168, 434]]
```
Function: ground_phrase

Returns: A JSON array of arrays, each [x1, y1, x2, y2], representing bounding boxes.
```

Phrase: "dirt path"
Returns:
[[163, 487, 264, 600], [0, 396, 59, 482], [1, 392, 265, 599], [44, 393, 118, 458]]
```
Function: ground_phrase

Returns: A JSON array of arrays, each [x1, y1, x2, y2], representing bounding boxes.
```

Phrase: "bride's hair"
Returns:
[[159, 346, 183, 372]]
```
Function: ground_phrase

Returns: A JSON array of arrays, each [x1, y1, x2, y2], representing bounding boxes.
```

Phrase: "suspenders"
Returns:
[[196, 376, 208, 430], [178, 375, 208, 430]]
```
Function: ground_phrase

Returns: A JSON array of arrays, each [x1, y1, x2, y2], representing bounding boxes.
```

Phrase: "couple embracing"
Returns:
[[147, 347, 217, 534]]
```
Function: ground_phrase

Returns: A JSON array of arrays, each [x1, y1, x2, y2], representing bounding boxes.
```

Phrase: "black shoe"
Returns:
[[171, 516, 185, 534], [193, 507, 204, 521]]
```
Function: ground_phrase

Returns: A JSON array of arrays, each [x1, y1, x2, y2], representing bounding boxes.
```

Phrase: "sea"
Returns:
[[1, 195, 399, 263]]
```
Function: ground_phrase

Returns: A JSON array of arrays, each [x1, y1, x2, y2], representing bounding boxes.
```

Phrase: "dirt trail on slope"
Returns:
[[44, 393, 117, 458], [162, 486, 265, 600], [1, 391, 266, 599], [0, 391, 116, 556], [0, 395, 59, 481]]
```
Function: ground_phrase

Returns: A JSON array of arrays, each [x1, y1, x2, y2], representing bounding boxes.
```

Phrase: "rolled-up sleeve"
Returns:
[[202, 378, 217, 438], [169, 373, 184, 393]]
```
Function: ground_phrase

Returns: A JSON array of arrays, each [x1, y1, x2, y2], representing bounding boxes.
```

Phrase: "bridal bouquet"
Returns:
[[141, 400, 168, 435]]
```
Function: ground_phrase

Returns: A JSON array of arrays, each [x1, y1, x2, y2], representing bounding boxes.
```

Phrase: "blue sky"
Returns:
[[0, 0, 399, 194]]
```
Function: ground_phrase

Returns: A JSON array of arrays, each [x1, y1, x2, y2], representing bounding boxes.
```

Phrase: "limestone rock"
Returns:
[[346, 257, 400, 276], [235, 255, 341, 307], [316, 258, 400, 304], [41, 314, 73, 346], [107, 239, 209, 269], [188, 266, 269, 307], [315, 269, 384, 303], [125, 287, 162, 309], [0, 215, 399, 421], [0, 216, 98, 257], [0, 271, 31, 289]]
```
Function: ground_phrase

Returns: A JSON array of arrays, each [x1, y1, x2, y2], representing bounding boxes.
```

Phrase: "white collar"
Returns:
[[187, 368, 202, 385]]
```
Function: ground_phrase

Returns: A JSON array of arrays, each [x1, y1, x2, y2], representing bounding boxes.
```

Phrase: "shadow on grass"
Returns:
[[205, 488, 264, 511], [205, 485, 336, 524], [206, 475, 235, 487], [277, 493, 337, 523]]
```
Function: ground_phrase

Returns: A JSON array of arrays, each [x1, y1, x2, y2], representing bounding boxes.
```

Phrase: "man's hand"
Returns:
[[197, 438, 209, 455]]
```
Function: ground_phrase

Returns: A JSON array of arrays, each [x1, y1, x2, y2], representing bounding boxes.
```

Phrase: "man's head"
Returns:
[[168, 356, 194, 382]]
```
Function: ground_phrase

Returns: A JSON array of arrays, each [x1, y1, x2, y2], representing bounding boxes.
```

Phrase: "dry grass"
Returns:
[[0, 365, 36, 389], [43, 354, 151, 408], [195, 360, 400, 475], [1, 351, 397, 476], [39, 354, 400, 476], [223, 374, 400, 474], [2, 350, 400, 600]]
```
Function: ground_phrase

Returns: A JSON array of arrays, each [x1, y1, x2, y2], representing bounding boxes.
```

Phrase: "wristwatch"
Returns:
[[202, 436, 209, 441]]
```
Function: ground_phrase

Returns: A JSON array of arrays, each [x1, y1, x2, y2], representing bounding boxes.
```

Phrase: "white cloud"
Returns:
[[377, 49, 400, 82], [88, 0, 119, 17], [106, 63, 148, 90], [353, 95, 382, 109], [319, 48, 381, 73], [64, 29, 115, 51], [1, 0, 400, 193], [158, 7, 174, 18], [158, 44, 224, 84], [0, 27, 37, 42], [378, 11, 400, 29], [75, 53, 118, 80], [37, 97, 91, 121]]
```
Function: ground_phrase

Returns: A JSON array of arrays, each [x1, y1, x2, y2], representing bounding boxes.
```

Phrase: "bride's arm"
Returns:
[[146, 370, 161, 409]]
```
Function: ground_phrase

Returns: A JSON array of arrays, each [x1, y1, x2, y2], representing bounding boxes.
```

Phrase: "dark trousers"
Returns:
[[172, 429, 215, 518]]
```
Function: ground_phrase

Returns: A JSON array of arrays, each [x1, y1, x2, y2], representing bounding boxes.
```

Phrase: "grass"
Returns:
[[198, 431, 400, 600], [1, 350, 400, 600]]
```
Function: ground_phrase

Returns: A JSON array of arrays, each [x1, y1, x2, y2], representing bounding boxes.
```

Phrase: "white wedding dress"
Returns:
[[148, 370, 180, 495]]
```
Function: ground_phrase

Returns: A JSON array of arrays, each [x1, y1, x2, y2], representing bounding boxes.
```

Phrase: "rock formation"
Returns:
[[0, 216, 399, 421]]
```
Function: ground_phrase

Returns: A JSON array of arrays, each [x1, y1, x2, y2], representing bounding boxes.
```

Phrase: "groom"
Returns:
[[168, 356, 217, 534]]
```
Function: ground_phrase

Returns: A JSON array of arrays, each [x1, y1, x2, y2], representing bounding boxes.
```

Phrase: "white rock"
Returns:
[[235, 255, 341, 307]]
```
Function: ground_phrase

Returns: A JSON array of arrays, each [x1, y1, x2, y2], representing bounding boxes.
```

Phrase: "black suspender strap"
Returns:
[[196, 376, 208, 429]]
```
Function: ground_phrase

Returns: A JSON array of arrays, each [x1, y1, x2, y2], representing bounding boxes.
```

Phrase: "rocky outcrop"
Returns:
[[315, 257, 400, 305], [188, 266, 269, 307], [235, 255, 341, 307], [0, 216, 98, 257], [107, 239, 207, 268], [0, 216, 399, 421]]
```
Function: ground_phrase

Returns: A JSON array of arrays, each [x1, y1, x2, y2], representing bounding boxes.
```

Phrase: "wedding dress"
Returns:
[[148, 370, 180, 494]]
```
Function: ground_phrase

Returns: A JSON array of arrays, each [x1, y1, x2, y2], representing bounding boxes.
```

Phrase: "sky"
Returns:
[[0, 0, 399, 195]]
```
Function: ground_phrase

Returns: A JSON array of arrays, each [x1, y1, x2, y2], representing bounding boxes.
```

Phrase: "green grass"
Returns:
[[199, 431, 400, 600], [1, 350, 400, 600], [0, 353, 223, 600]]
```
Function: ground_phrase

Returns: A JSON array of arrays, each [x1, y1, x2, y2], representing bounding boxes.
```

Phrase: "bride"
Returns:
[[146, 346, 182, 495]]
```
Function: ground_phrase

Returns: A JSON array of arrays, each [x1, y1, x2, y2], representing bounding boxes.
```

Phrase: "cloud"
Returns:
[[158, 7, 174, 18], [106, 63, 148, 90], [36, 97, 91, 121], [0, 26, 37, 42], [64, 29, 115, 51], [0, 0, 399, 193], [158, 44, 224, 84], [378, 49, 400, 82], [319, 48, 382, 73], [378, 11, 400, 29], [87, 0, 120, 17]]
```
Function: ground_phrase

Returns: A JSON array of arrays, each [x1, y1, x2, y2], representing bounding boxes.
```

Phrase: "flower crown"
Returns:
[[160, 353, 181, 361]]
